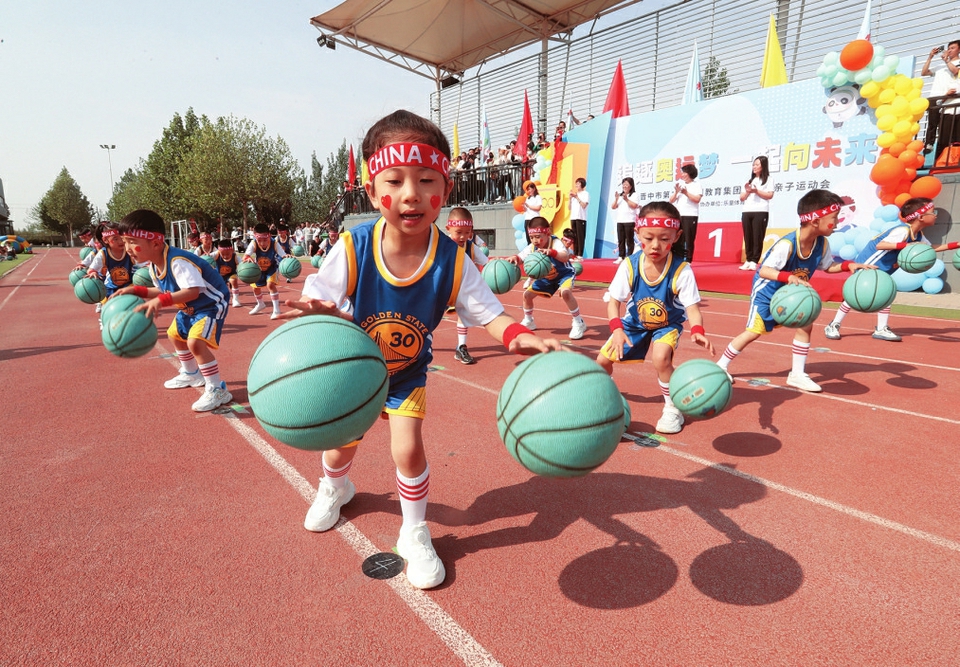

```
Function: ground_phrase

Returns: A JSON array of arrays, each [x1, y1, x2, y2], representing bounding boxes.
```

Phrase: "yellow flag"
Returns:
[[452, 124, 460, 157], [760, 14, 788, 88]]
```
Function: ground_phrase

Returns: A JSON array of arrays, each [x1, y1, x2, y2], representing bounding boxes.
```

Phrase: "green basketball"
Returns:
[[74, 277, 106, 305], [571, 260, 583, 276], [842, 269, 897, 313], [101, 294, 145, 325], [292, 245, 305, 257], [311, 254, 323, 269], [770, 283, 822, 328], [102, 308, 158, 358], [202, 254, 217, 267], [79, 246, 94, 261], [247, 315, 389, 451], [621, 394, 631, 432], [668, 359, 732, 419], [69, 269, 87, 286], [953, 251, 960, 271], [237, 261, 262, 284], [482, 259, 520, 295], [480, 245, 490, 256], [523, 252, 553, 279], [132, 267, 154, 287], [279, 256, 302, 280], [496, 352, 624, 477], [897, 243, 936, 274]]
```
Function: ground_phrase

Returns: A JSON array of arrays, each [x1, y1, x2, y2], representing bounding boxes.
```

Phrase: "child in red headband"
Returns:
[[241, 222, 288, 319], [825, 197, 951, 342], [445, 207, 488, 365], [597, 201, 714, 435], [85, 222, 135, 329], [282, 110, 560, 590], [717, 189, 872, 393]]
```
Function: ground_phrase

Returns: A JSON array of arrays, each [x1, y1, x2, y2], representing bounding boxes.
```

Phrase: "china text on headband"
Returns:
[[528, 227, 551, 235], [798, 203, 841, 223], [447, 218, 473, 227], [101, 229, 118, 239], [123, 229, 165, 242], [902, 202, 934, 221], [635, 216, 681, 230], [255, 233, 272, 241], [367, 142, 451, 179]]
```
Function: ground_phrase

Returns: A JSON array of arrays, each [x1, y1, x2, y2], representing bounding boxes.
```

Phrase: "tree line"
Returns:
[[30, 108, 351, 238]]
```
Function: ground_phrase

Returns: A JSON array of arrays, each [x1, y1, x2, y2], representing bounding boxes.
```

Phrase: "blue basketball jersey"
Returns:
[[623, 251, 689, 331], [97, 248, 135, 291], [856, 223, 928, 273], [251, 241, 282, 276], [342, 218, 465, 384], [276, 236, 292, 255], [752, 231, 828, 305], [520, 237, 575, 284], [152, 246, 230, 317], [216, 253, 238, 278]]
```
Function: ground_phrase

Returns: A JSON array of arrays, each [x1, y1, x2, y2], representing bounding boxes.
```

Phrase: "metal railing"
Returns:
[[927, 96, 960, 173]]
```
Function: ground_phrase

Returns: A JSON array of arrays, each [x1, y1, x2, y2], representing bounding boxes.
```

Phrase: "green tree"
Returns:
[[319, 142, 349, 225], [107, 167, 150, 221], [702, 56, 732, 99], [291, 152, 324, 223], [32, 168, 94, 243]]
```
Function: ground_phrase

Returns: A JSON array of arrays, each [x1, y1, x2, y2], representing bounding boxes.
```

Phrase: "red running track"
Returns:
[[2, 248, 959, 666]]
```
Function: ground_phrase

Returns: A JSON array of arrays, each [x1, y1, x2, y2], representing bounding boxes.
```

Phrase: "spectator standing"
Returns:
[[738, 156, 775, 271], [921, 40, 960, 153], [569, 177, 590, 257], [669, 164, 703, 262], [611, 177, 640, 263]]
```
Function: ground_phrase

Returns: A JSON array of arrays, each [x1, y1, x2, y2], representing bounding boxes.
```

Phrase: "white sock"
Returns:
[[198, 359, 221, 389], [717, 344, 740, 371], [659, 379, 674, 408], [877, 308, 891, 329], [457, 321, 468, 347], [177, 350, 199, 374], [832, 301, 851, 326], [270, 292, 281, 312], [397, 465, 429, 529], [322, 458, 353, 490], [791, 340, 810, 376]]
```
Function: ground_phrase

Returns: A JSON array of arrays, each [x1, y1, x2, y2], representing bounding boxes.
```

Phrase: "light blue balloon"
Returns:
[[879, 220, 901, 233], [823, 64, 839, 79], [876, 204, 900, 222], [874, 45, 886, 59], [872, 65, 891, 82], [823, 51, 839, 65], [884, 55, 900, 70], [515, 238, 527, 252], [925, 259, 945, 278], [854, 70, 873, 85], [831, 230, 847, 247], [892, 268, 926, 291], [512, 213, 526, 231], [839, 244, 857, 260], [869, 217, 886, 231], [854, 227, 874, 253], [832, 71, 849, 87], [922, 277, 944, 294]]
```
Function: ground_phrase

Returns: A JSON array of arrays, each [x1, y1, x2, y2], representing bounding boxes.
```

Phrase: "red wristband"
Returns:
[[690, 325, 705, 336], [777, 271, 792, 283], [503, 323, 534, 351], [841, 260, 852, 272], [547, 249, 558, 258], [948, 241, 960, 250], [609, 318, 623, 332], [157, 291, 174, 308], [132, 285, 149, 298], [894, 242, 908, 250]]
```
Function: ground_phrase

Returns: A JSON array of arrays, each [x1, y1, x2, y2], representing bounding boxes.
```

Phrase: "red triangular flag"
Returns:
[[515, 90, 533, 160], [347, 145, 357, 190], [603, 60, 631, 119]]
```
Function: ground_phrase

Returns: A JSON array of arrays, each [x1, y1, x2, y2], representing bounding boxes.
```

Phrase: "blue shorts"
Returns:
[[167, 308, 226, 349], [526, 274, 576, 297], [745, 295, 777, 335], [599, 323, 682, 363]]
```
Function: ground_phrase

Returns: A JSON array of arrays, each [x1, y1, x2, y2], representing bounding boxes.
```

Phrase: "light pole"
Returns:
[[99, 144, 116, 197]]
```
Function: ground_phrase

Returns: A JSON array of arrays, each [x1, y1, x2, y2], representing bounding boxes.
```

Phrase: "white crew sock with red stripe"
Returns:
[[397, 465, 429, 529], [457, 320, 468, 347], [791, 340, 810, 376], [270, 292, 281, 314], [877, 307, 891, 329], [658, 379, 674, 408], [831, 301, 852, 326], [198, 359, 222, 390], [177, 350, 199, 374], [322, 458, 353, 490], [717, 344, 740, 371]]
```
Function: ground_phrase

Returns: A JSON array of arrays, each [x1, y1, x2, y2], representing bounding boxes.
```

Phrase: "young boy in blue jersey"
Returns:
[[115, 209, 233, 412], [596, 202, 715, 435], [283, 110, 561, 590], [717, 190, 872, 393], [242, 222, 288, 319], [213, 238, 242, 308], [86, 222, 136, 329], [194, 231, 216, 257], [506, 216, 588, 340], [825, 198, 957, 342], [445, 207, 488, 364]]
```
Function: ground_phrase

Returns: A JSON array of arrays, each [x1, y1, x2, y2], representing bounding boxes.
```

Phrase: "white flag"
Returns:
[[481, 105, 492, 159], [857, 0, 872, 41], [682, 41, 703, 104]]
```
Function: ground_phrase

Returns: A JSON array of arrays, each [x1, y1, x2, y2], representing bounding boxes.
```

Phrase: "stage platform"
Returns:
[[577, 258, 846, 302]]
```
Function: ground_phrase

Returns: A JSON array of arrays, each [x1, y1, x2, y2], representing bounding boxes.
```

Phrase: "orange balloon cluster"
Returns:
[[870, 140, 942, 205]]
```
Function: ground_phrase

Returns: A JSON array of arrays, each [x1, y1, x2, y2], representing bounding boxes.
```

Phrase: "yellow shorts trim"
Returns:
[[167, 316, 221, 350], [383, 385, 427, 419]]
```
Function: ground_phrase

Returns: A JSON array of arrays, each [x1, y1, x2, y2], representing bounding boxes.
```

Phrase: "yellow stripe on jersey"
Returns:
[[372, 218, 439, 287], [671, 259, 689, 295], [342, 229, 358, 298], [447, 245, 466, 308]]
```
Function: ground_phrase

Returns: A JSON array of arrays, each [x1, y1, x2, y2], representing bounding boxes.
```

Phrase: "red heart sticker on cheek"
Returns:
[[135, 246, 142, 252], [430, 195, 441, 209], [380, 195, 392, 209]]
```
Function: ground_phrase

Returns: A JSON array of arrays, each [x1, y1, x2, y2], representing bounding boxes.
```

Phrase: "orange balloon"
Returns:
[[898, 149, 918, 165], [895, 179, 914, 194], [914, 154, 926, 169], [909, 176, 942, 199], [888, 142, 906, 157], [512, 196, 526, 213], [880, 195, 896, 205], [870, 158, 906, 186], [840, 39, 874, 71], [894, 192, 912, 207], [907, 140, 924, 153], [905, 168, 917, 180]]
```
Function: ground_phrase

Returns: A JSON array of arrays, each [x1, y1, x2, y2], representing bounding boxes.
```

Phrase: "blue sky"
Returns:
[[0, 1, 436, 225]]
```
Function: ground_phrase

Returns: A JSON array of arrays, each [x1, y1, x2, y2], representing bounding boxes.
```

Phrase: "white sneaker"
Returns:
[[249, 302, 267, 315], [397, 522, 445, 589], [569, 317, 587, 340], [522, 278, 532, 289], [613, 257, 623, 265], [723, 369, 735, 385], [95, 302, 102, 313], [164, 371, 205, 389], [824, 322, 841, 340], [872, 326, 901, 342], [191, 383, 233, 412], [655, 406, 684, 434], [270, 311, 282, 320], [231, 298, 241, 308], [520, 316, 537, 331], [738, 262, 751, 270], [786, 372, 821, 393], [304, 478, 355, 532]]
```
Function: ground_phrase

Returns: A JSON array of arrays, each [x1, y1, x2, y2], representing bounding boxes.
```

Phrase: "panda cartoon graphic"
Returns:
[[823, 84, 868, 128]]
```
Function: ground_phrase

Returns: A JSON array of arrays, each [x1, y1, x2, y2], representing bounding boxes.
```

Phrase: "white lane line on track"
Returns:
[[431, 370, 960, 553], [156, 344, 503, 667], [0, 250, 47, 313]]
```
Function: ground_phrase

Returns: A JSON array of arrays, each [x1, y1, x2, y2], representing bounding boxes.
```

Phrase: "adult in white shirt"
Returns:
[[738, 156, 775, 271], [669, 164, 702, 262], [921, 40, 960, 152], [610, 177, 640, 263], [568, 177, 590, 257]]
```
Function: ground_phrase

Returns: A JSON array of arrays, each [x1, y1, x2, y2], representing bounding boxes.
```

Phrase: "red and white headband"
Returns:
[[636, 216, 681, 230], [447, 218, 473, 228], [528, 226, 551, 235], [255, 233, 272, 241], [367, 142, 451, 179], [902, 202, 934, 221], [101, 229, 118, 240], [123, 229, 165, 242], [798, 203, 841, 223]]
